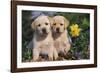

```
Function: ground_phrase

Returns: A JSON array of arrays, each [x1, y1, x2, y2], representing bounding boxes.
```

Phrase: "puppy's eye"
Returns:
[[38, 24, 41, 27], [45, 23, 48, 25], [60, 23, 63, 26], [53, 23, 56, 25]]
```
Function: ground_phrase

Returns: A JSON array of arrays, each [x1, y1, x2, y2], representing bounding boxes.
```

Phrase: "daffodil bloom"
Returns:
[[70, 24, 81, 37]]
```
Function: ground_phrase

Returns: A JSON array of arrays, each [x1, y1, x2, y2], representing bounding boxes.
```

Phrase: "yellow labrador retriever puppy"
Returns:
[[31, 15, 58, 61], [52, 15, 71, 58]]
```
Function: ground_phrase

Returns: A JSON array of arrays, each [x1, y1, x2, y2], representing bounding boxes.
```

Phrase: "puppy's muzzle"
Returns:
[[42, 28, 47, 34], [56, 28, 60, 33]]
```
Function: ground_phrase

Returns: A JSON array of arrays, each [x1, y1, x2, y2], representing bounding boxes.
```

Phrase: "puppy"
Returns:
[[52, 16, 71, 58], [31, 15, 58, 61]]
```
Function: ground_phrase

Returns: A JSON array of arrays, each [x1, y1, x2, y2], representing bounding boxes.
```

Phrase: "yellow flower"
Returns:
[[70, 24, 81, 37]]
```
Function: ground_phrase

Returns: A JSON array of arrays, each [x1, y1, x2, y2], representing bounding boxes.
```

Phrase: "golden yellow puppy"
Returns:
[[52, 15, 71, 58], [31, 15, 58, 61]]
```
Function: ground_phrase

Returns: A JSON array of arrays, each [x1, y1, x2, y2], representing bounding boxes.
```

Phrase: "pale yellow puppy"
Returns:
[[31, 15, 58, 61], [52, 15, 71, 58]]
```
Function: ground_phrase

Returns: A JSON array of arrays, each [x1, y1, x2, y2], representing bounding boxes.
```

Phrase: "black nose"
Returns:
[[56, 28, 60, 32], [42, 28, 46, 33]]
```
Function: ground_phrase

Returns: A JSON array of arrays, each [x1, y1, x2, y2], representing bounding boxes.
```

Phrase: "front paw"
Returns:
[[48, 53, 53, 61], [33, 49, 39, 61], [33, 54, 39, 61], [53, 50, 58, 60]]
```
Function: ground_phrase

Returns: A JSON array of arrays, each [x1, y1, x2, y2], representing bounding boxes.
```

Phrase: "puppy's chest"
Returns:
[[54, 37, 67, 49], [40, 41, 52, 49], [36, 39, 53, 49]]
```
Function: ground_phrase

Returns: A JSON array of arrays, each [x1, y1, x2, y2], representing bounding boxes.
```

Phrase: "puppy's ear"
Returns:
[[31, 21, 35, 30], [64, 17, 69, 29]]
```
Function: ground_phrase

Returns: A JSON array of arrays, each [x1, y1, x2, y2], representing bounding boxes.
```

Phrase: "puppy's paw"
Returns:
[[48, 53, 53, 61], [33, 55, 39, 61], [64, 44, 71, 55], [33, 49, 39, 61], [53, 49, 58, 60]]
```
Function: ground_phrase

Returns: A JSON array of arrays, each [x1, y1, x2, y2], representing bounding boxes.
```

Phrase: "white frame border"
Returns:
[[17, 5, 94, 68]]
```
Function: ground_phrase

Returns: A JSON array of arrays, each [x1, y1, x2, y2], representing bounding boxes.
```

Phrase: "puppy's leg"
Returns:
[[53, 49, 58, 60], [48, 50, 53, 61], [64, 43, 71, 55], [33, 48, 39, 61]]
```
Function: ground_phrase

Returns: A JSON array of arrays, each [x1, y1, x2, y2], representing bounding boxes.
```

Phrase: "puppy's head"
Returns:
[[31, 15, 52, 35], [52, 16, 69, 34]]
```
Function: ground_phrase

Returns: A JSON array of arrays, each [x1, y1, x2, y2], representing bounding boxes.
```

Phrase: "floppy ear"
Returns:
[[64, 17, 69, 29], [31, 21, 35, 30]]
